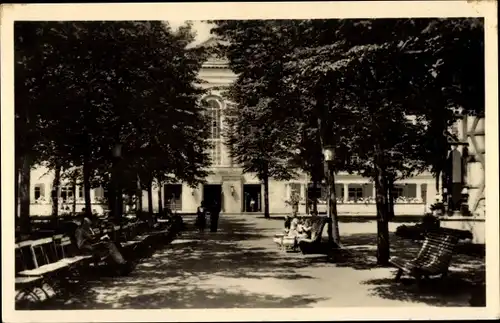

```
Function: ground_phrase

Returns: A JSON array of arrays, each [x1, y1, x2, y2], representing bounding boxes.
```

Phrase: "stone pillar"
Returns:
[[343, 183, 349, 202], [416, 183, 422, 200], [300, 183, 306, 200], [300, 183, 307, 214]]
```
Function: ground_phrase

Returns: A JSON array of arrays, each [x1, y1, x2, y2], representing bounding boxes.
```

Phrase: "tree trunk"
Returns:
[[435, 169, 441, 192], [316, 113, 341, 245], [312, 180, 318, 214], [147, 179, 153, 216], [136, 174, 143, 218], [19, 155, 32, 234], [157, 181, 163, 215], [83, 156, 92, 219], [71, 178, 77, 215], [387, 177, 395, 221], [107, 185, 115, 218], [374, 162, 390, 265], [51, 164, 62, 217], [326, 162, 341, 245], [147, 178, 154, 226], [263, 173, 270, 219]]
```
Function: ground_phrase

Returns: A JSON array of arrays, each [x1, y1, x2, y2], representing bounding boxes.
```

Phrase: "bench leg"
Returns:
[[394, 269, 403, 282], [16, 287, 41, 302]]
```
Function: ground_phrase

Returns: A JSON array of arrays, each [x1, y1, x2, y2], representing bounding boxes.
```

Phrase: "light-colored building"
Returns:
[[438, 115, 485, 243], [26, 37, 439, 218]]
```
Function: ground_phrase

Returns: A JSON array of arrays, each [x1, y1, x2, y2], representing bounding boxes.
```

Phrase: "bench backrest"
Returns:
[[54, 235, 77, 259], [122, 223, 138, 240], [15, 240, 35, 272], [309, 217, 328, 242], [414, 231, 459, 273], [30, 237, 58, 268]]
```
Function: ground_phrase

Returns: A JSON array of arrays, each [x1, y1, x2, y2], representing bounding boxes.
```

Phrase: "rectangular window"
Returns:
[[208, 141, 222, 165], [348, 186, 363, 201], [78, 186, 83, 199], [60, 186, 73, 201], [210, 108, 222, 139], [421, 184, 427, 204], [34, 187, 41, 200], [33, 183, 45, 201], [392, 186, 405, 199], [290, 183, 301, 199]]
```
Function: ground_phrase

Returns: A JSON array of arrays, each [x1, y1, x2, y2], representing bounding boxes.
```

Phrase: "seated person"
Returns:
[[75, 217, 131, 273], [297, 219, 313, 239], [286, 215, 301, 237]]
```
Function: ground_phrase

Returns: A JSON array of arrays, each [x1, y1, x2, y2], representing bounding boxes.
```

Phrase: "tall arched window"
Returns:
[[202, 96, 223, 166]]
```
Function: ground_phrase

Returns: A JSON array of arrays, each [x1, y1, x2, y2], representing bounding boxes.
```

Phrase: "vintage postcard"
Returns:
[[1, 1, 498, 322]]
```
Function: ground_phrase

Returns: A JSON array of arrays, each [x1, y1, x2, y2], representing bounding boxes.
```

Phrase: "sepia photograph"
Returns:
[[1, 2, 498, 322]]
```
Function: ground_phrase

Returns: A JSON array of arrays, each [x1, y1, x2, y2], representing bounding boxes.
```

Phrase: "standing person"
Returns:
[[210, 200, 221, 232], [249, 198, 256, 212], [196, 201, 207, 233]]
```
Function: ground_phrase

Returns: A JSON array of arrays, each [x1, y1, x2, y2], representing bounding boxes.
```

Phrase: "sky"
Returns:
[[167, 20, 213, 46]]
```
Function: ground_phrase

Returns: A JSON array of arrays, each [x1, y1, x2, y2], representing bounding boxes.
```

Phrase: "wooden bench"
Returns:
[[16, 236, 81, 300], [53, 235, 93, 269], [297, 217, 334, 254], [15, 240, 45, 301], [17, 237, 70, 278], [119, 223, 146, 249], [390, 230, 460, 283]]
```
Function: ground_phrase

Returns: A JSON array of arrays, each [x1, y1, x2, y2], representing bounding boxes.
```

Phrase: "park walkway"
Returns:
[[32, 214, 484, 309]]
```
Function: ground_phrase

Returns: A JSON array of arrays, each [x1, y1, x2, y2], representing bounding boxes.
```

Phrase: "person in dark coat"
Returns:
[[210, 200, 221, 232], [196, 201, 207, 232]]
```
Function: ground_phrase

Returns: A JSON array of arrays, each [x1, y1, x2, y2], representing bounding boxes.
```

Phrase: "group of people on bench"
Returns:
[[283, 213, 315, 240], [74, 217, 133, 275]]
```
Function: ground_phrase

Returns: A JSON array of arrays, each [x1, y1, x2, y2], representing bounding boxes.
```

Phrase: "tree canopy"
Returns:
[[210, 18, 484, 263], [15, 21, 212, 226]]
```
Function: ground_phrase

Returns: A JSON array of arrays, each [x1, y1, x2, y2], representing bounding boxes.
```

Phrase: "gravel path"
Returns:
[[25, 214, 483, 309]]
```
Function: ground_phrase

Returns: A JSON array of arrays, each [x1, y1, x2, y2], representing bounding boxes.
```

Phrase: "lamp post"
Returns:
[[323, 145, 340, 245]]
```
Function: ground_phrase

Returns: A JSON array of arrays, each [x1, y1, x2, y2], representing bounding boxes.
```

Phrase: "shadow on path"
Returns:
[[334, 231, 485, 307], [27, 216, 327, 309], [18, 216, 485, 309]]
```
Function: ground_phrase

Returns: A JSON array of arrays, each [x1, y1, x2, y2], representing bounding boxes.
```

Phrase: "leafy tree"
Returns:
[[210, 21, 306, 219], [15, 21, 212, 228], [225, 98, 298, 218], [15, 22, 57, 232], [212, 18, 484, 264], [291, 120, 324, 214], [210, 19, 349, 240], [284, 18, 484, 263], [403, 18, 485, 192]]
